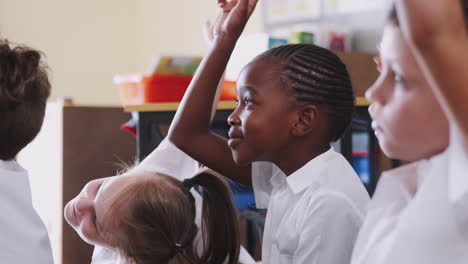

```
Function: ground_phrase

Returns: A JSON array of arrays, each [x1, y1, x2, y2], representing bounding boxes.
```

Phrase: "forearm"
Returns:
[[396, 0, 465, 48], [412, 36, 468, 144], [168, 37, 237, 146], [396, 0, 468, 144], [211, 72, 226, 121]]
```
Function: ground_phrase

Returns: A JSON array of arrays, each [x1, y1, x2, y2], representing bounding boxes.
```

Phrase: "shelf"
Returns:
[[124, 97, 370, 112], [355, 97, 370, 107], [124, 101, 236, 112]]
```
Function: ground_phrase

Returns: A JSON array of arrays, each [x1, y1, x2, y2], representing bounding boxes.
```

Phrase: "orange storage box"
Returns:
[[115, 74, 237, 106]]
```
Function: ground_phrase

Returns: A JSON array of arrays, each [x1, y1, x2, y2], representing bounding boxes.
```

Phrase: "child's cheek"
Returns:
[[78, 218, 101, 245]]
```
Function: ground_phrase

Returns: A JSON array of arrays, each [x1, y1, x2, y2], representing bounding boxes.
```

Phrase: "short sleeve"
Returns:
[[251, 161, 278, 209], [136, 138, 198, 181]]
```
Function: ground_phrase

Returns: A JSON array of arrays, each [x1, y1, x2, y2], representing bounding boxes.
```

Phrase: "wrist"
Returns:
[[213, 33, 240, 48]]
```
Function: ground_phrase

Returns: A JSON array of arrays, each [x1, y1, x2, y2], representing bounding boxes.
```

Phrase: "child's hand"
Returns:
[[211, 0, 258, 42]]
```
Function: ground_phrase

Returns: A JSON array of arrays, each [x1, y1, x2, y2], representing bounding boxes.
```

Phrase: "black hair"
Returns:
[[0, 39, 51, 160], [258, 44, 354, 142]]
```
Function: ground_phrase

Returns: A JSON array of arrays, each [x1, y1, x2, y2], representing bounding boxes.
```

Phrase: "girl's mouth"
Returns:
[[228, 137, 242, 148], [371, 121, 383, 137]]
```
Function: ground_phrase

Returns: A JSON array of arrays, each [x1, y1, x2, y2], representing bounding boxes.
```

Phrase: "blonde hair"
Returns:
[[103, 171, 240, 264]]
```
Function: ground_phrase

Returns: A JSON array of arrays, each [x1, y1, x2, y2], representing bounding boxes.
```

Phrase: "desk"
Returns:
[[125, 97, 381, 195]]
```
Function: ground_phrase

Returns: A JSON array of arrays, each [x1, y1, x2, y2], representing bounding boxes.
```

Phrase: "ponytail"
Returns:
[[189, 171, 241, 264], [103, 171, 240, 264]]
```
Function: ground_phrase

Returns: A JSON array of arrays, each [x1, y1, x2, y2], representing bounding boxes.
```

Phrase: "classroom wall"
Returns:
[[0, 0, 262, 106], [0, 0, 137, 105], [133, 0, 263, 73]]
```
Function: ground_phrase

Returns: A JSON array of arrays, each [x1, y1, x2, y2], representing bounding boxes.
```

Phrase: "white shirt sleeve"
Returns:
[[136, 138, 198, 180], [294, 192, 363, 264], [251, 161, 279, 209]]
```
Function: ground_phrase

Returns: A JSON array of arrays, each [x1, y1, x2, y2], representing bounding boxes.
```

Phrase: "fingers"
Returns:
[[218, 0, 238, 11], [203, 20, 214, 44], [217, 0, 227, 7], [224, 0, 239, 11], [231, 0, 258, 18]]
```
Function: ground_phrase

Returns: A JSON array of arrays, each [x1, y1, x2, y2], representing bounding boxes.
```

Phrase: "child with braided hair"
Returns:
[[168, 0, 370, 263]]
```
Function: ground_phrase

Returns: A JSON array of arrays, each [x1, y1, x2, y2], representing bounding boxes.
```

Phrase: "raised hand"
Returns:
[[211, 0, 258, 42]]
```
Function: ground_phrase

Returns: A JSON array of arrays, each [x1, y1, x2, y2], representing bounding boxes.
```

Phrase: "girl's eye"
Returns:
[[235, 99, 240, 106], [393, 73, 406, 85], [93, 214, 97, 227], [243, 97, 253, 105], [94, 183, 103, 197]]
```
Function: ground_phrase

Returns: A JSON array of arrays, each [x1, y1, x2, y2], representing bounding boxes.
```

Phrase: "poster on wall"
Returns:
[[263, 0, 322, 26], [323, 0, 384, 15], [263, 0, 386, 27]]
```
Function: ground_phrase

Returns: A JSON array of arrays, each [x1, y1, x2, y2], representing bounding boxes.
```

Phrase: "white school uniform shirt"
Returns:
[[92, 138, 256, 264], [0, 160, 54, 264], [351, 124, 468, 264], [252, 148, 370, 264]]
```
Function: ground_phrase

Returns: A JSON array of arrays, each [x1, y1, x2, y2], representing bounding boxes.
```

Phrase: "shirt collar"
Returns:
[[282, 147, 336, 194], [0, 159, 25, 173]]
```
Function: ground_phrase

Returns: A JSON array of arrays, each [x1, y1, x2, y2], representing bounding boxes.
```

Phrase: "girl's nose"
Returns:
[[365, 75, 388, 106], [75, 197, 94, 217], [227, 107, 241, 126]]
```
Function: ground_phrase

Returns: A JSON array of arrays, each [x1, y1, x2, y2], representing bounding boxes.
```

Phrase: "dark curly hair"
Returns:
[[257, 44, 354, 142], [0, 40, 51, 160]]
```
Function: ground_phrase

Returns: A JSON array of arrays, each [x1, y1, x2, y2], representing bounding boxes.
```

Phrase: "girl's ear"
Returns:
[[291, 105, 319, 137]]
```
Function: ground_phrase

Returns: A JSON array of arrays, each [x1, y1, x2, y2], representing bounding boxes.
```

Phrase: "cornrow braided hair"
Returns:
[[259, 44, 354, 141]]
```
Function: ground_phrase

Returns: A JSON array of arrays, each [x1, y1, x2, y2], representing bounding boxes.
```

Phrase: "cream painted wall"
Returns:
[[0, 0, 137, 105], [134, 0, 263, 73], [0, 0, 262, 106]]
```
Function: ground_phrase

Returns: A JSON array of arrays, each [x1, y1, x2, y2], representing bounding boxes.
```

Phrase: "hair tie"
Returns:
[[169, 242, 185, 259], [183, 178, 195, 190]]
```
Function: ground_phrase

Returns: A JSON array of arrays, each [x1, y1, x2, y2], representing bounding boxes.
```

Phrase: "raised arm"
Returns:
[[167, 0, 258, 185], [396, 0, 468, 146]]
